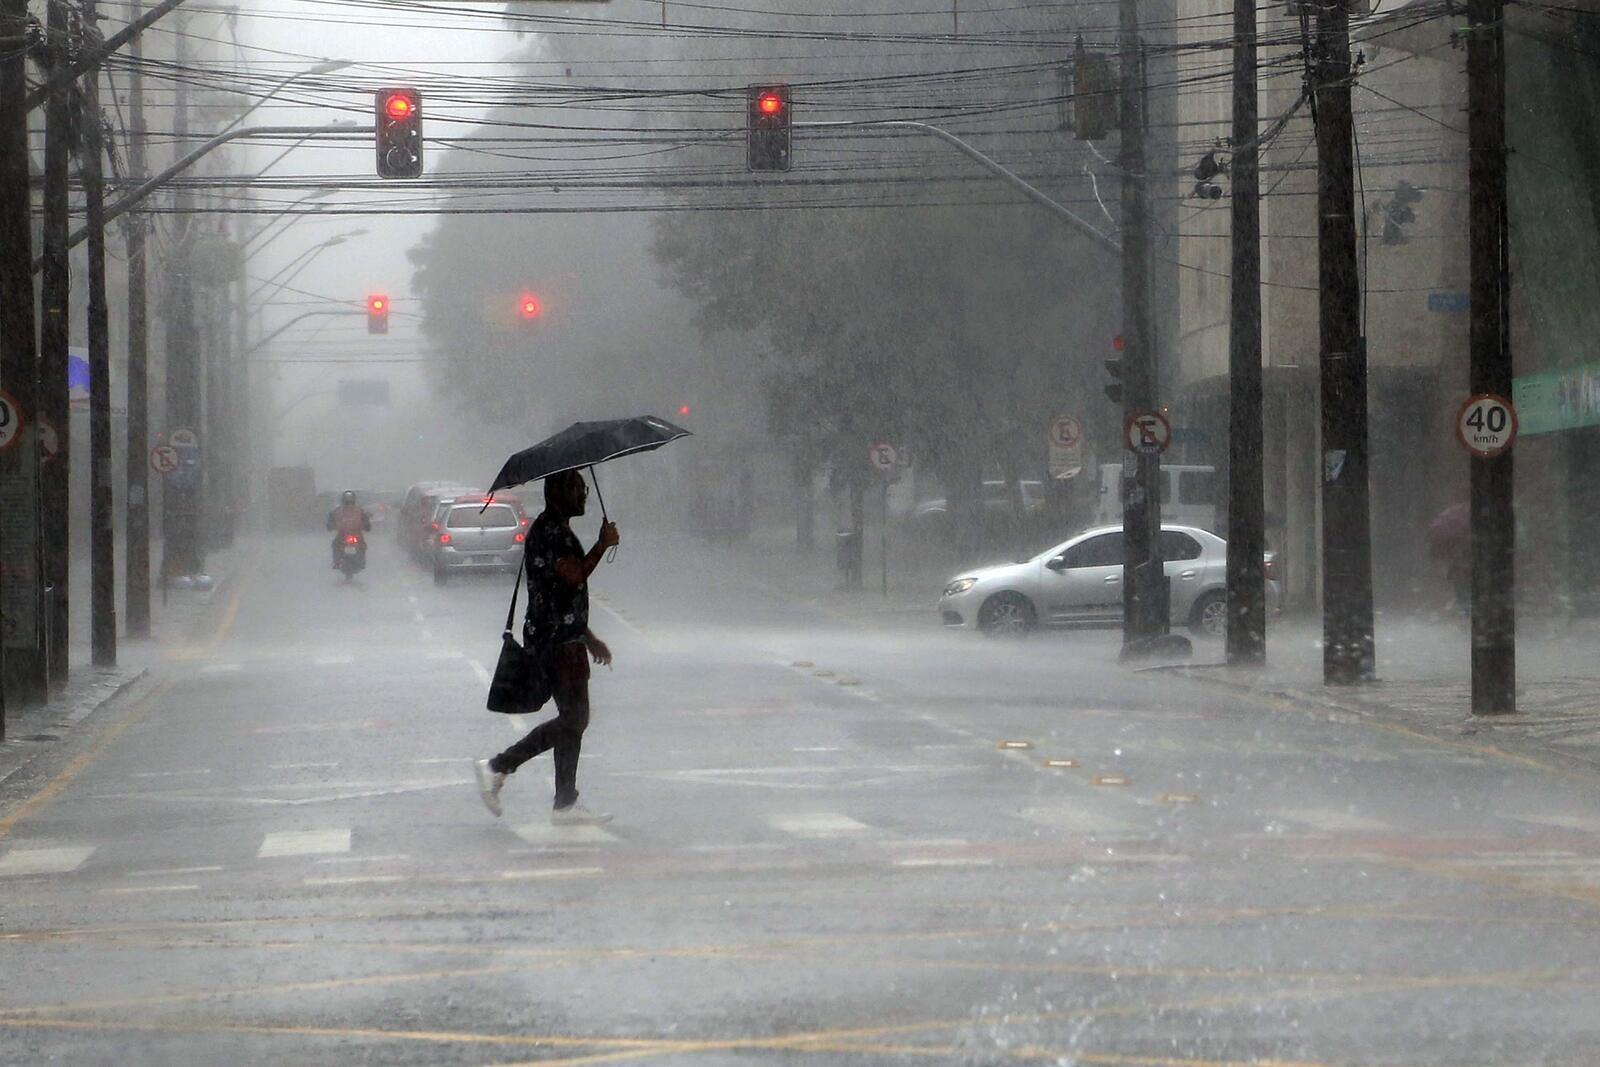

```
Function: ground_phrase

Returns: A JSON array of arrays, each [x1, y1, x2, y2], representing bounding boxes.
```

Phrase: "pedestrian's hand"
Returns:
[[586, 635, 613, 667], [598, 521, 620, 550]]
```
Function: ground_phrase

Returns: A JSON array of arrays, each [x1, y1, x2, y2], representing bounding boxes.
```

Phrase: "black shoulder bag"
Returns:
[[485, 553, 554, 715]]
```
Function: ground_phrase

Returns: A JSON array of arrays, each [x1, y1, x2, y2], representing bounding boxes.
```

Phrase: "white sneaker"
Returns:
[[551, 803, 612, 826], [473, 759, 506, 818]]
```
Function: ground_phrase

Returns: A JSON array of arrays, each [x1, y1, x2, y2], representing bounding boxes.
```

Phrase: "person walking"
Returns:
[[475, 469, 619, 823]]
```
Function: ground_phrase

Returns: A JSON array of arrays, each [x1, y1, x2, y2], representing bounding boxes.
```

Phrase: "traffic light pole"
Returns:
[[1116, 4, 1170, 658], [1466, 0, 1515, 713], [124, 0, 150, 636], [81, 0, 114, 666], [1312, 0, 1376, 684], [1225, 0, 1266, 665], [39, 0, 72, 685]]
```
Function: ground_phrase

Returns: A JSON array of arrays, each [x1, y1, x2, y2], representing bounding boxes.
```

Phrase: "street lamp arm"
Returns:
[[247, 308, 363, 357], [35, 124, 369, 272], [25, 0, 190, 112], [795, 119, 1121, 254]]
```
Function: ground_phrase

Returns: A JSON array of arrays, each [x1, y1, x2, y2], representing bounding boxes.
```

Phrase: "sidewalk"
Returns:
[[1166, 614, 1600, 774], [0, 537, 250, 790]]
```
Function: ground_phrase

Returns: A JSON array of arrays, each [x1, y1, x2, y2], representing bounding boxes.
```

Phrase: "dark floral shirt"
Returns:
[[525, 510, 587, 646]]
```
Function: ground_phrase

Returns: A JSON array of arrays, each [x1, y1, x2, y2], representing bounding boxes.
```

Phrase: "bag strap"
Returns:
[[503, 550, 526, 636]]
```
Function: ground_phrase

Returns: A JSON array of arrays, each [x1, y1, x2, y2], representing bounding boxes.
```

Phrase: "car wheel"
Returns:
[[1189, 591, 1226, 638], [978, 592, 1035, 638]]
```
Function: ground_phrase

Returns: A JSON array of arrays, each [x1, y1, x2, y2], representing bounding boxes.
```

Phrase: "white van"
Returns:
[[1093, 463, 1218, 533]]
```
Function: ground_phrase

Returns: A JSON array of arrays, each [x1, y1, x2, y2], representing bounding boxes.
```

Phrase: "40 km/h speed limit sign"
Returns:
[[1456, 393, 1517, 458], [0, 389, 22, 453]]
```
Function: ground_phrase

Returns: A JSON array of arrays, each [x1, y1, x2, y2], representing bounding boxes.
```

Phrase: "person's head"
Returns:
[[341, 490, 357, 507], [544, 469, 587, 518]]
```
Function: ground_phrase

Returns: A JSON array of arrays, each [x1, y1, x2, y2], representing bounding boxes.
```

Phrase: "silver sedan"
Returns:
[[938, 524, 1281, 638]]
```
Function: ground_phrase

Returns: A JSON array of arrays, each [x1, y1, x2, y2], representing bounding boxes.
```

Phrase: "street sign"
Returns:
[[1123, 410, 1172, 454], [1047, 414, 1083, 450], [38, 418, 59, 465], [868, 442, 898, 474], [169, 427, 199, 449], [150, 445, 179, 475], [0, 390, 21, 453], [1456, 393, 1517, 458], [1048, 413, 1084, 480]]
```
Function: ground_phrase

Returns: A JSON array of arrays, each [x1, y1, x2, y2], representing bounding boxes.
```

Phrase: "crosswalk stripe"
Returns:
[[0, 845, 95, 877], [511, 822, 618, 846], [768, 813, 871, 838], [257, 829, 352, 859], [1279, 808, 1394, 833]]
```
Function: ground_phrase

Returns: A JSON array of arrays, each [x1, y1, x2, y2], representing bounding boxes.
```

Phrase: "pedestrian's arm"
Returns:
[[584, 628, 612, 666], [555, 541, 605, 587]]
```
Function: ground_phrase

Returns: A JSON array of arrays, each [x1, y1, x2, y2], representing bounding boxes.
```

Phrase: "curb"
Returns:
[[0, 666, 150, 791]]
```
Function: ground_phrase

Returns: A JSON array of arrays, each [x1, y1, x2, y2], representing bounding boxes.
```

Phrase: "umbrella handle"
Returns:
[[589, 467, 619, 561]]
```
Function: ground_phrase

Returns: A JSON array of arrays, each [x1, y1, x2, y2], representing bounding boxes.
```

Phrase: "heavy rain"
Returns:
[[0, 0, 1597, 1063]]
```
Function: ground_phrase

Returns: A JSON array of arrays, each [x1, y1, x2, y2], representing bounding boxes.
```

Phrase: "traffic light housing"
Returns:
[[1073, 48, 1115, 142], [746, 84, 791, 172], [375, 88, 423, 179], [367, 293, 389, 335], [1104, 335, 1125, 404]]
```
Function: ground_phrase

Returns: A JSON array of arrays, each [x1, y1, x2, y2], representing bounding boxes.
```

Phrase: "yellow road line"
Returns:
[[164, 549, 256, 661], [0, 678, 171, 845]]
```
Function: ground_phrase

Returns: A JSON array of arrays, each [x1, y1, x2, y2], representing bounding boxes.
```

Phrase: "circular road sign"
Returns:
[[0, 390, 22, 453], [868, 442, 898, 474], [169, 427, 199, 450], [1456, 393, 1517, 458], [1048, 414, 1083, 450], [1123, 409, 1172, 454], [150, 444, 180, 475]]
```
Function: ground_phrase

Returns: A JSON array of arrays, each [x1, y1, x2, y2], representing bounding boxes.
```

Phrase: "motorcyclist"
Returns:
[[326, 490, 372, 568]]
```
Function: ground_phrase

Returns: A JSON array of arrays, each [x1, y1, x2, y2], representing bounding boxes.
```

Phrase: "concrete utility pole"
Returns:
[[124, 0, 150, 636], [40, 0, 73, 685], [1312, 0, 1376, 684], [162, 13, 203, 580], [1466, 0, 1514, 713], [0, 0, 48, 721], [1225, 0, 1266, 665], [1117, 0, 1170, 658], [81, 0, 115, 666]]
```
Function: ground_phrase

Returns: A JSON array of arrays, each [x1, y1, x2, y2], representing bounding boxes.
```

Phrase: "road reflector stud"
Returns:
[[998, 740, 1033, 750], [792, 661, 814, 668], [1159, 793, 1198, 804], [1092, 774, 1130, 786], [837, 678, 861, 687], [812, 670, 835, 678], [1044, 758, 1079, 768]]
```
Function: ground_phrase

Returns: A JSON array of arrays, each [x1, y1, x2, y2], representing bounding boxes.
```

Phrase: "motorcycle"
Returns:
[[337, 533, 367, 581]]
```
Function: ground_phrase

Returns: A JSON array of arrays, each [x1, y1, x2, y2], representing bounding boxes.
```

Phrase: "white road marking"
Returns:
[[129, 769, 213, 779], [315, 853, 410, 866], [1512, 813, 1600, 835], [257, 829, 352, 859], [1018, 806, 1139, 835], [768, 813, 871, 838], [304, 874, 406, 887], [511, 822, 619, 846], [499, 867, 604, 880], [0, 845, 96, 877], [792, 747, 841, 753], [98, 884, 199, 895], [467, 659, 492, 687], [127, 865, 224, 877], [313, 655, 356, 666], [894, 857, 995, 869], [1279, 808, 1395, 834], [268, 762, 340, 771], [592, 600, 644, 637], [198, 663, 241, 675]]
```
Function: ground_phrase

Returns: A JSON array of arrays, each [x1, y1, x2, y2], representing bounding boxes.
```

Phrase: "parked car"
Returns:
[[938, 524, 1281, 638], [398, 482, 478, 558], [426, 494, 528, 584]]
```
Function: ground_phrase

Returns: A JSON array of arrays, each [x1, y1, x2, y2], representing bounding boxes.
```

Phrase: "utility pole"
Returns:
[[1312, 0, 1376, 684], [162, 13, 203, 580], [1225, 0, 1266, 664], [0, 0, 48, 721], [1117, 0, 1170, 658], [123, 0, 150, 636], [1466, 0, 1514, 713], [81, 0, 114, 666], [40, 0, 73, 685]]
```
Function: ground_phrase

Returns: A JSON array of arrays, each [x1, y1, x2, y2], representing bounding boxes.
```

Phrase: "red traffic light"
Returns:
[[1111, 334, 1126, 352], [518, 293, 541, 320], [678, 405, 691, 417], [756, 91, 783, 116], [368, 294, 388, 313], [384, 92, 414, 120]]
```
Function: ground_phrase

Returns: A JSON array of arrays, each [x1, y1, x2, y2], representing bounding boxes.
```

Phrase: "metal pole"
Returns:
[[40, 0, 72, 685], [24, 0, 186, 110], [1117, 13, 1167, 657], [1467, 0, 1514, 713], [162, 13, 202, 580], [1313, 0, 1376, 684], [82, 0, 114, 666], [123, 0, 150, 637], [1225, 0, 1266, 665]]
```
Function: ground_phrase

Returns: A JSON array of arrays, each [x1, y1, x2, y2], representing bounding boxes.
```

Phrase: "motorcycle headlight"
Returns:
[[944, 577, 978, 597]]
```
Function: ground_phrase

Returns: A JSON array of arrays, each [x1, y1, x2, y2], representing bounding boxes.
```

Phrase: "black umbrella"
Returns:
[[486, 415, 691, 519]]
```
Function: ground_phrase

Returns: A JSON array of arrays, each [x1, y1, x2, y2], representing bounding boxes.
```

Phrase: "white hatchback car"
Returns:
[[938, 524, 1281, 638]]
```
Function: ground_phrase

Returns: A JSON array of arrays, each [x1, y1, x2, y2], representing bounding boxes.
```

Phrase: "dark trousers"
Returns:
[[490, 641, 591, 808]]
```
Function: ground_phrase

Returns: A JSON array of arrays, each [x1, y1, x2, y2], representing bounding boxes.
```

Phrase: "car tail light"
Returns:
[[514, 531, 526, 544], [429, 521, 440, 531], [438, 532, 452, 545]]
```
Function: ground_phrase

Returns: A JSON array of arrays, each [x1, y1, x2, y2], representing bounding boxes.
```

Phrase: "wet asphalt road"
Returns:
[[2, 531, 1599, 1066]]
